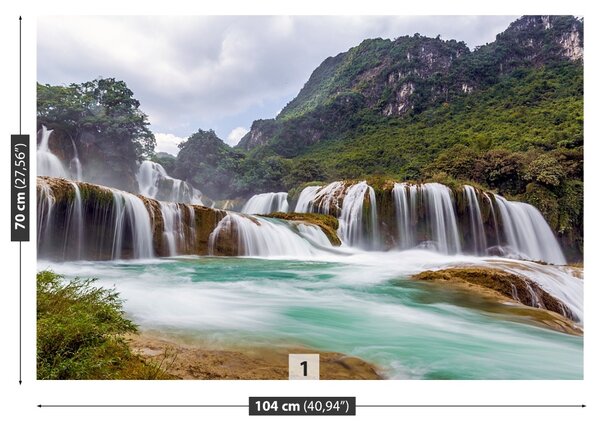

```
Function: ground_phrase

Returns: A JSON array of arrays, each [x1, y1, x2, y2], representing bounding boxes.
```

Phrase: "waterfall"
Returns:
[[463, 185, 487, 254], [421, 183, 461, 254], [111, 190, 155, 259], [392, 182, 461, 254], [66, 182, 84, 259], [313, 181, 346, 215], [494, 196, 566, 265], [242, 192, 289, 214], [296, 224, 332, 248], [338, 181, 379, 249], [68, 137, 83, 181], [38, 178, 155, 260], [484, 193, 500, 245], [209, 213, 327, 257], [37, 180, 55, 247], [136, 160, 203, 204], [296, 180, 565, 263], [37, 126, 67, 178], [294, 186, 321, 213], [392, 183, 416, 249], [160, 202, 185, 255]]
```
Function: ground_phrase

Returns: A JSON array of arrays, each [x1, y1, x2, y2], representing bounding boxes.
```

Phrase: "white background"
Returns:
[[0, 0, 596, 429]]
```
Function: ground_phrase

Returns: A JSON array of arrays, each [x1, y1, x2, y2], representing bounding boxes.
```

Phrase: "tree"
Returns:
[[175, 129, 244, 199], [37, 78, 156, 160]]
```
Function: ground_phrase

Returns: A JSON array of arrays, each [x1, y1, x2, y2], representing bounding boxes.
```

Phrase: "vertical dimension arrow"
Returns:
[[11, 15, 28, 386]]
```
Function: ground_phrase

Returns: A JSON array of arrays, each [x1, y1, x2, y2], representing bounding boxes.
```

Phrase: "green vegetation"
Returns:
[[174, 129, 244, 198], [152, 152, 177, 175], [37, 271, 169, 379], [37, 78, 155, 191], [37, 78, 155, 160]]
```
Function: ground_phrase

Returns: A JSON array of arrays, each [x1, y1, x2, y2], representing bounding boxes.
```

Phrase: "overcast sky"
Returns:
[[38, 15, 517, 154]]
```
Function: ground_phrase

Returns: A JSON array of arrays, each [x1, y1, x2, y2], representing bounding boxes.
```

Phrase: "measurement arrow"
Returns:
[[37, 404, 585, 408], [38, 405, 249, 408], [18, 15, 22, 386]]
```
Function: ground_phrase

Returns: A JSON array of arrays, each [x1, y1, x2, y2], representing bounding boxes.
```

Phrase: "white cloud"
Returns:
[[226, 127, 249, 147], [37, 16, 518, 138], [155, 132, 185, 155]]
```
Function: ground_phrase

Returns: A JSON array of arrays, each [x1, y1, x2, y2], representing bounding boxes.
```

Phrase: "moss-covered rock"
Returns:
[[37, 177, 229, 260], [413, 266, 578, 326], [266, 212, 341, 246]]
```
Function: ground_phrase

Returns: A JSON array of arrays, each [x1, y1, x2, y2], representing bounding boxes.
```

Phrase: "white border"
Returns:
[[0, 1, 596, 429]]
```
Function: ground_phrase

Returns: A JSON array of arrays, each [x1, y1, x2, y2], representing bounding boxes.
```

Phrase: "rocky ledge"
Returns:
[[413, 267, 581, 335]]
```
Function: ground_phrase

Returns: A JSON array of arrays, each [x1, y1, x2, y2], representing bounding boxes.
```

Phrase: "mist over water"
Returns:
[[44, 250, 582, 379]]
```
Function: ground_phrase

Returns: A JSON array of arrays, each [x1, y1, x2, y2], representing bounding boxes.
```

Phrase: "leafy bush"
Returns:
[[37, 271, 167, 379]]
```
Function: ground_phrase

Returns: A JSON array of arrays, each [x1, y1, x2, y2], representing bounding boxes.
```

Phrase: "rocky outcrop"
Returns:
[[413, 267, 580, 334], [37, 177, 227, 260], [267, 212, 341, 246]]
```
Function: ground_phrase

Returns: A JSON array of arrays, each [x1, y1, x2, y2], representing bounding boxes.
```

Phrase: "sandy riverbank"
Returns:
[[127, 332, 382, 380]]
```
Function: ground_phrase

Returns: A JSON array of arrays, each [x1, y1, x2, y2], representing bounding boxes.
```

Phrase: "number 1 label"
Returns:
[[289, 354, 319, 380]]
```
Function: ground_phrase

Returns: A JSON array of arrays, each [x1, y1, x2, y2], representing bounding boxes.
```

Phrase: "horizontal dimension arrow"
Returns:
[[38, 404, 585, 408], [38, 404, 248, 408]]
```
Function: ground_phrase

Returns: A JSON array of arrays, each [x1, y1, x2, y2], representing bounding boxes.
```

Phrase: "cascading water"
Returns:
[[338, 181, 379, 249], [313, 181, 346, 215], [209, 212, 329, 257], [463, 185, 487, 254], [66, 182, 84, 259], [484, 193, 500, 243], [494, 196, 566, 265], [421, 183, 461, 254], [37, 180, 55, 246], [294, 186, 321, 213], [392, 182, 417, 249], [296, 224, 332, 248], [242, 192, 289, 214], [37, 126, 67, 178], [390, 182, 565, 262], [136, 160, 203, 204], [111, 190, 155, 259], [159, 202, 185, 255], [38, 178, 155, 260], [68, 137, 83, 181]]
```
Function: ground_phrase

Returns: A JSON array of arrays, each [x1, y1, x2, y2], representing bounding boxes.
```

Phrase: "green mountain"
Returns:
[[36, 16, 584, 256], [195, 15, 583, 255]]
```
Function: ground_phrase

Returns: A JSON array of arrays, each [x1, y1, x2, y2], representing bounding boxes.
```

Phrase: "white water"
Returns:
[[296, 181, 565, 264], [421, 183, 462, 254], [136, 160, 203, 204], [37, 126, 67, 178], [392, 182, 417, 249], [38, 178, 156, 260], [463, 185, 487, 254], [294, 186, 321, 212], [68, 136, 83, 181], [494, 196, 566, 265], [160, 202, 185, 255], [111, 190, 155, 259], [242, 192, 289, 214], [44, 249, 583, 379], [37, 180, 55, 246], [209, 212, 331, 257], [338, 181, 379, 248], [67, 182, 84, 259], [296, 223, 332, 248], [485, 259, 584, 323], [305, 181, 346, 215]]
